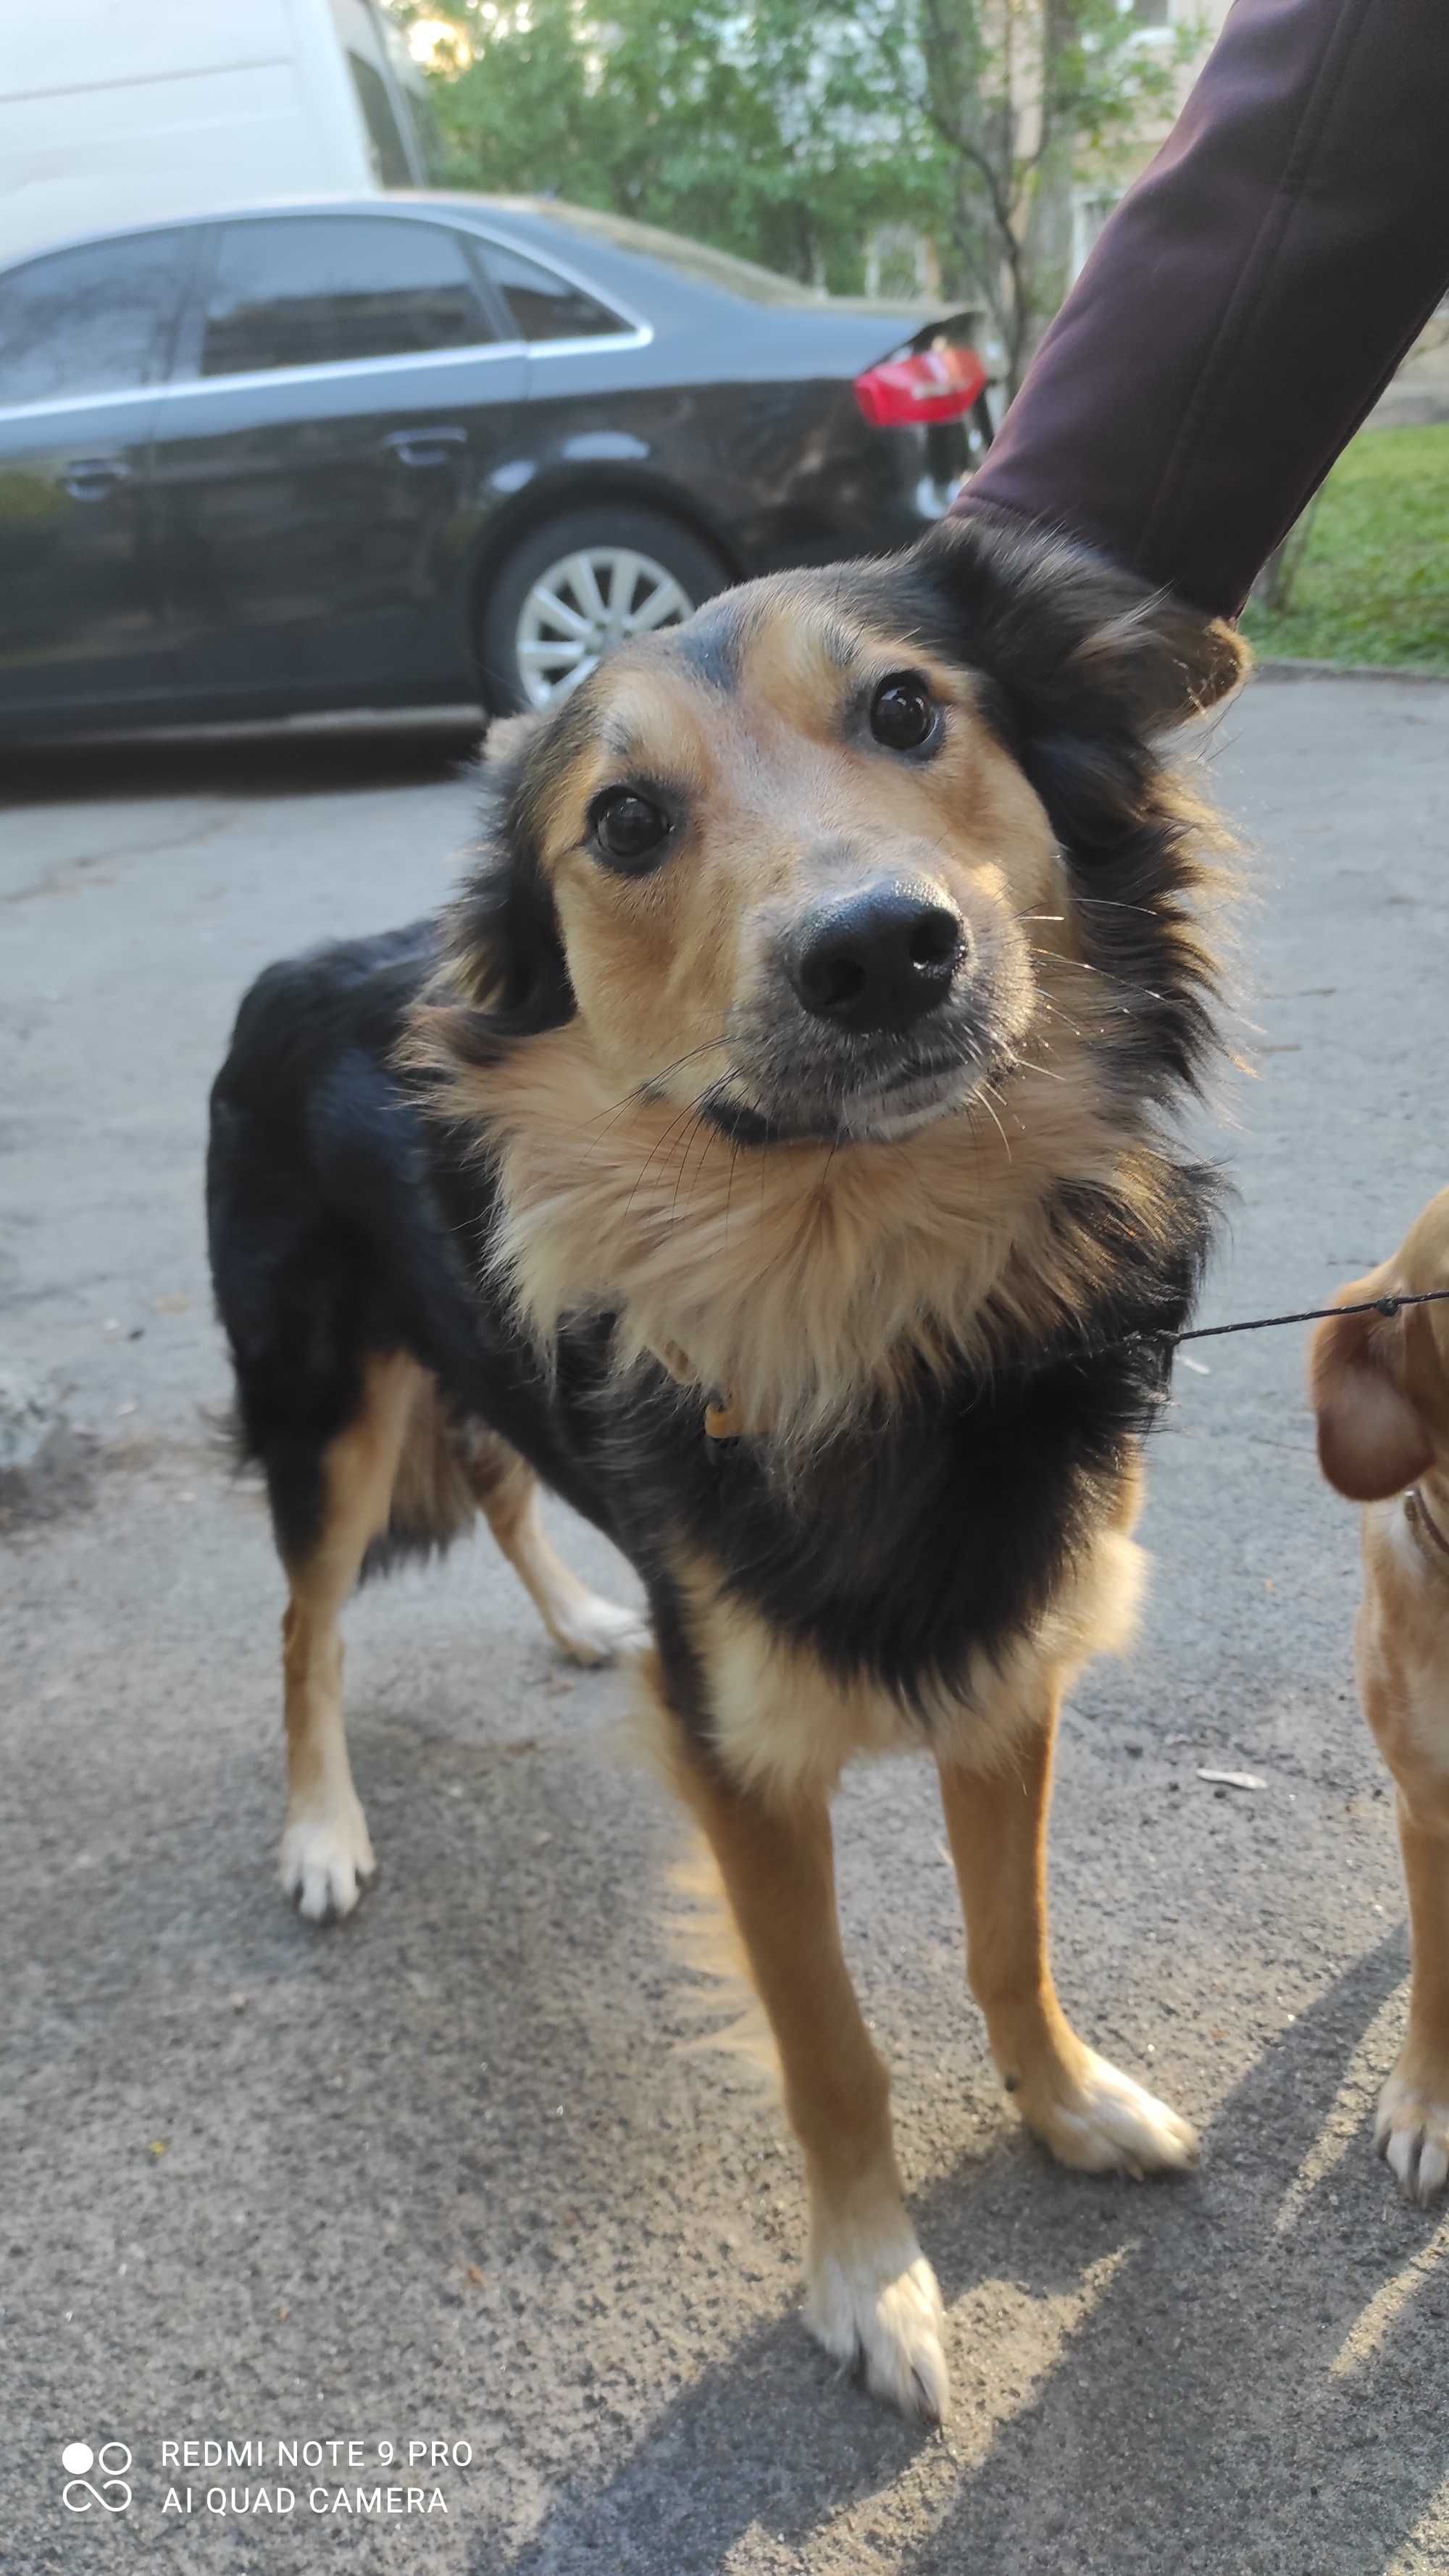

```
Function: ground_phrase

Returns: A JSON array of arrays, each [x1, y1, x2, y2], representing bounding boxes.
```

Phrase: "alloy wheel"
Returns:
[[514, 545, 695, 709]]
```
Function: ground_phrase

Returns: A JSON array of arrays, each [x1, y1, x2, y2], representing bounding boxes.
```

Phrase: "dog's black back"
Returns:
[[208, 920, 617, 1573]]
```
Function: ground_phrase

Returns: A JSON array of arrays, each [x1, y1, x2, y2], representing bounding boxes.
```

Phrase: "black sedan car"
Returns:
[[0, 194, 992, 736]]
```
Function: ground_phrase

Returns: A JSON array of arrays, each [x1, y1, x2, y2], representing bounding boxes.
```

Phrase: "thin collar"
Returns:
[[1405, 1486, 1449, 1577]]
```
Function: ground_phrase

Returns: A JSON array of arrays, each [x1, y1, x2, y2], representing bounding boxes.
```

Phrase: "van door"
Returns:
[[149, 211, 527, 708], [0, 227, 195, 721]]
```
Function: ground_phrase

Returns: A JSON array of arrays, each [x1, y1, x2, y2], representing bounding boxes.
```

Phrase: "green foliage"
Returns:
[[1243, 427, 1449, 675], [390, 0, 1195, 375]]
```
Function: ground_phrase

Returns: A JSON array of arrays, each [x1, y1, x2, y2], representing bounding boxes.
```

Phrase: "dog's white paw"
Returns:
[[279, 1798, 375, 1925], [548, 1593, 650, 1668], [1376, 2063, 1449, 2204], [1022, 2048, 1198, 2178], [806, 2237, 948, 2421]]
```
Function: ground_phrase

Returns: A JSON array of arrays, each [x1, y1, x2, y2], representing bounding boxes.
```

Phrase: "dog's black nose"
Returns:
[[789, 881, 966, 1034]]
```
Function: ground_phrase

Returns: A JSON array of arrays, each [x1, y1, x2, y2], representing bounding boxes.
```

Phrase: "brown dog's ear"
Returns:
[[1309, 1278, 1435, 1502]]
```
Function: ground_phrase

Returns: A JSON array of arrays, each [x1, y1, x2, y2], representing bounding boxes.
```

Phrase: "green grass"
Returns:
[[1241, 423, 1449, 674]]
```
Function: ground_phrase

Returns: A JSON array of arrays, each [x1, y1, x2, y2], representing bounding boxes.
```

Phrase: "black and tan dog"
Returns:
[[209, 517, 1244, 2417]]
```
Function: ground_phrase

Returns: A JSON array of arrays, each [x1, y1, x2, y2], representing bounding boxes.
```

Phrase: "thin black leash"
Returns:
[[698, 1287, 1449, 1449], [1168, 1287, 1449, 1349]]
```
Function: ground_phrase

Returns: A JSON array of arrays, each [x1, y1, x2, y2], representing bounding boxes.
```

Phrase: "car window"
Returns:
[[347, 51, 414, 188], [481, 243, 625, 344], [201, 217, 494, 377], [0, 230, 192, 408]]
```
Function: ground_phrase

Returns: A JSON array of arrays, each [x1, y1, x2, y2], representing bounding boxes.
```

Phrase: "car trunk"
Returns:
[[835, 303, 995, 496]]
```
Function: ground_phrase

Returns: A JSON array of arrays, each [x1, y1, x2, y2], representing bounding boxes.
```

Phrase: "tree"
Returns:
[[903, 0, 1198, 389], [390, 0, 1197, 388]]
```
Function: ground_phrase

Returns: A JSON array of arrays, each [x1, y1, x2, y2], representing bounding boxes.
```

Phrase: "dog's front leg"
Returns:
[[1374, 1771, 1449, 2201], [939, 1680, 1198, 2177], [665, 1713, 948, 2420]]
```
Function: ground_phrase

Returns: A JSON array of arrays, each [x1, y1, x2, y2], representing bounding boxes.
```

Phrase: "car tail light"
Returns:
[[854, 340, 989, 429]]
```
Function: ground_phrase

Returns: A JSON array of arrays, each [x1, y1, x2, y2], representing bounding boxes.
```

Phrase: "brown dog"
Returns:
[[1311, 1187, 1449, 2201]]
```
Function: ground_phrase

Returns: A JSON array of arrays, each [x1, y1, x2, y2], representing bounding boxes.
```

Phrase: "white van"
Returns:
[[0, 0, 436, 264]]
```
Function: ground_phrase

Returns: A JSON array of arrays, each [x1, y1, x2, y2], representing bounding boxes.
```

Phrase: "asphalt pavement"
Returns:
[[3, 677, 1448, 2575]]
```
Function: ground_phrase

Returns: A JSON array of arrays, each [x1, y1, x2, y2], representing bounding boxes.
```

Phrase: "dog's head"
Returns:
[[438, 516, 1244, 1145], [1311, 1188, 1449, 1502], [416, 516, 1244, 1428]]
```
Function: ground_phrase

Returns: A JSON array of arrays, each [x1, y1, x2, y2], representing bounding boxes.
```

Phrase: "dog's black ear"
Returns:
[[898, 514, 1247, 892], [432, 708, 575, 1064], [915, 511, 1248, 738]]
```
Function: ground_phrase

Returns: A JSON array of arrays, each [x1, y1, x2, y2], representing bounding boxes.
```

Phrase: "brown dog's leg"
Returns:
[[471, 1442, 648, 1667], [277, 1351, 418, 1923], [661, 1701, 948, 2419], [938, 1676, 1197, 2174], [1375, 1771, 1449, 2200]]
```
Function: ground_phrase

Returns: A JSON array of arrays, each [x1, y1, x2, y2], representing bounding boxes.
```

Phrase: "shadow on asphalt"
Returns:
[[477, 1936, 1437, 2576], [4, 714, 483, 808]]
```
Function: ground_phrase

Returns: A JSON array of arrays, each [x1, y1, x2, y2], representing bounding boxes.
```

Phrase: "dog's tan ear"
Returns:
[[1309, 1276, 1434, 1502], [480, 709, 543, 766]]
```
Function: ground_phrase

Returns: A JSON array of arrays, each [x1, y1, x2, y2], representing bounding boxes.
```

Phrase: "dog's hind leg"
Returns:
[[938, 1674, 1198, 2176], [650, 1671, 948, 2421], [275, 1351, 419, 1924], [469, 1440, 648, 1667]]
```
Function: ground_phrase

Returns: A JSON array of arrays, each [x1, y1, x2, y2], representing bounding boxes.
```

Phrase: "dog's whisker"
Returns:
[[1027, 946, 1110, 979], [667, 1117, 702, 1232], [976, 1085, 1014, 1163], [669, 1094, 719, 1232], [724, 1137, 741, 1258], [586, 1038, 735, 1145], [623, 1097, 709, 1227], [1030, 995, 1086, 1040]]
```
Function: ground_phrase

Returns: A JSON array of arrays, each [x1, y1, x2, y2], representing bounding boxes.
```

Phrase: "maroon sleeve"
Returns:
[[952, 0, 1449, 619]]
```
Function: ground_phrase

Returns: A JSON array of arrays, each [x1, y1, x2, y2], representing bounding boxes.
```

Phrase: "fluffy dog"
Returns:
[[1311, 1188, 1449, 2203], [209, 516, 1244, 2416]]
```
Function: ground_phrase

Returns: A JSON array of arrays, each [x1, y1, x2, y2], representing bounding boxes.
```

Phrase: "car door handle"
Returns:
[[380, 427, 468, 468], [62, 455, 133, 502]]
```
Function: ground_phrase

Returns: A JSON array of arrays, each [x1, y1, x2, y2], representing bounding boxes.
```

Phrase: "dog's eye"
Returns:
[[588, 789, 672, 872], [869, 672, 937, 753]]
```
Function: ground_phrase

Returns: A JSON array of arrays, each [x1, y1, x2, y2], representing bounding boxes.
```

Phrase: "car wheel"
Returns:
[[478, 507, 731, 714]]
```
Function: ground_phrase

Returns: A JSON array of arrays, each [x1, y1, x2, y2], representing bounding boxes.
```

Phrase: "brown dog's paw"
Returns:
[[1019, 2048, 1198, 2178], [806, 2236, 948, 2422], [1376, 2062, 1449, 2203]]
